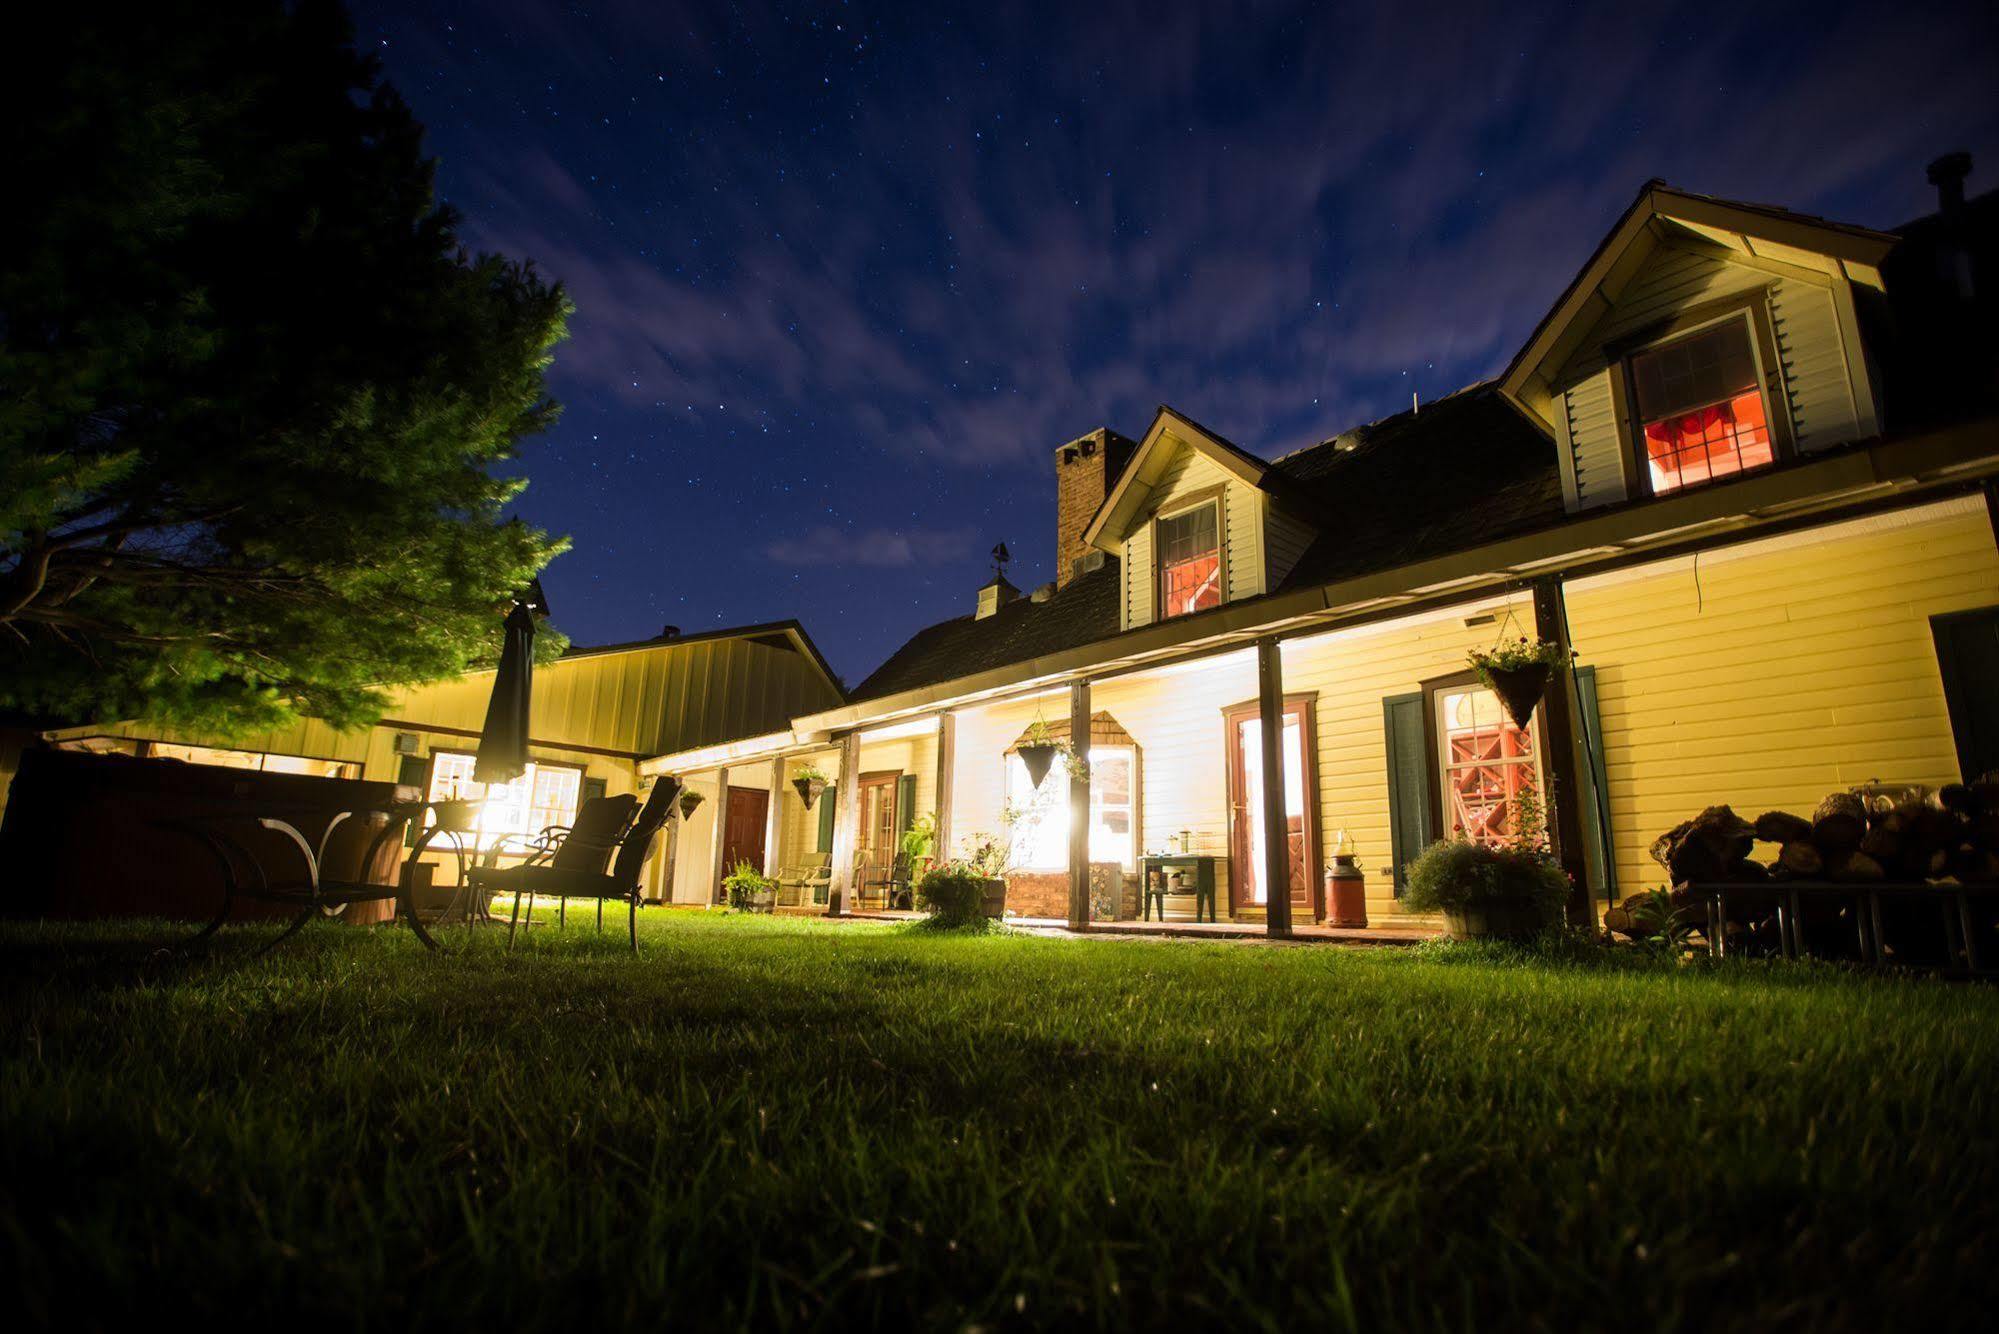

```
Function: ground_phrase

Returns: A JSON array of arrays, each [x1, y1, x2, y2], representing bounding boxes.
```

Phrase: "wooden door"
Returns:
[[1224, 697, 1319, 918], [856, 772, 900, 876], [721, 786, 770, 876]]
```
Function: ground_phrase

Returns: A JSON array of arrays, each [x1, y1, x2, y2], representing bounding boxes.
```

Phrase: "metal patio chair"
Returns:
[[470, 778, 681, 953]]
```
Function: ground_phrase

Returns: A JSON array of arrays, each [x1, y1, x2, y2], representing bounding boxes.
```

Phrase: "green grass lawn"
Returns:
[[2, 911, 1995, 1331]]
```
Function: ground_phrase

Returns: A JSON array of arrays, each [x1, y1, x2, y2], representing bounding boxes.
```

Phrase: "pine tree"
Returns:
[[0, 0, 571, 734]]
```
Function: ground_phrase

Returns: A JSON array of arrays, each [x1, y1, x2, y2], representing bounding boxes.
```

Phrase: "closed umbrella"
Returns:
[[474, 579, 548, 785]]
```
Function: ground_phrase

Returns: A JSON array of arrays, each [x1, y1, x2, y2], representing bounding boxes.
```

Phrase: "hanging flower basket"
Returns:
[[792, 775, 828, 809], [1483, 662, 1552, 729], [1467, 638, 1572, 729], [1017, 742, 1060, 789], [678, 788, 705, 819]]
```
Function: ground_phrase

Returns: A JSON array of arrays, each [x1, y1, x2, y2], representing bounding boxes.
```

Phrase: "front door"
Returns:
[[1224, 697, 1318, 918], [857, 772, 900, 875], [720, 785, 770, 882]]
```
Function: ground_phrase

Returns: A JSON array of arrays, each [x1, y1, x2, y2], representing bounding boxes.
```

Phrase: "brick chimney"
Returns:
[[1053, 427, 1136, 588]]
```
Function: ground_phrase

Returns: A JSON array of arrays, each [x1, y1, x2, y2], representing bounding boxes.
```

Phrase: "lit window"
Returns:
[[147, 741, 357, 779], [1629, 318, 1773, 494], [426, 751, 582, 850], [1157, 503, 1221, 617], [1003, 746, 1136, 871], [1434, 686, 1541, 845]]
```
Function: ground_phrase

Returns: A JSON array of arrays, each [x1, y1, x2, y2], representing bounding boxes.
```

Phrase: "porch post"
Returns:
[[1068, 680, 1092, 928], [1257, 638, 1293, 937], [709, 765, 730, 905], [1531, 576, 1594, 926], [764, 757, 785, 878], [933, 712, 956, 860], [827, 731, 862, 916]]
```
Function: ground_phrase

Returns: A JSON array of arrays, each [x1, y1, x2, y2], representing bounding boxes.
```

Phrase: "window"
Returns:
[[1433, 685, 1541, 845], [147, 741, 358, 779], [1157, 502, 1222, 618], [425, 751, 583, 850], [1003, 746, 1136, 871], [1628, 316, 1773, 495]]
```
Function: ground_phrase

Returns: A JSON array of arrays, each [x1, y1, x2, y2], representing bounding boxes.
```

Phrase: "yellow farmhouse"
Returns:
[[641, 171, 1999, 930], [29, 168, 1999, 929]]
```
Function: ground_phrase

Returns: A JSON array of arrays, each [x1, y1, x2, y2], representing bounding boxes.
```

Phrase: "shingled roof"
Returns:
[[848, 383, 1563, 703]]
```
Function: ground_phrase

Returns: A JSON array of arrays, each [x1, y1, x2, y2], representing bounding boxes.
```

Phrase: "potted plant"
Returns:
[[1402, 834, 1568, 940], [1467, 637, 1573, 728], [956, 829, 1013, 917], [678, 787, 705, 819], [1015, 719, 1062, 789], [899, 811, 937, 873], [722, 858, 777, 912], [791, 763, 829, 809], [915, 863, 1000, 927], [1014, 719, 1090, 789]]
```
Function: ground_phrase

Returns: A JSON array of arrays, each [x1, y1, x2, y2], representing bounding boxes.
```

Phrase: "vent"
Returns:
[[393, 732, 421, 755]]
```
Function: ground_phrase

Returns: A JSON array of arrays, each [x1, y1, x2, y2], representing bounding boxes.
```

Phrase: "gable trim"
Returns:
[[1080, 405, 1267, 551]]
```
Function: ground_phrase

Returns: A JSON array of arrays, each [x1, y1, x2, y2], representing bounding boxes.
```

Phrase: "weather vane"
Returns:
[[990, 542, 1010, 578]]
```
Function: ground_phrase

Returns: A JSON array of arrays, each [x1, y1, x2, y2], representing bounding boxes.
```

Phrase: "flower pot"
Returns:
[[678, 790, 705, 818], [1017, 742, 1060, 789], [979, 877, 1007, 918], [792, 776, 827, 809], [1443, 899, 1548, 941], [1482, 662, 1552, 729]]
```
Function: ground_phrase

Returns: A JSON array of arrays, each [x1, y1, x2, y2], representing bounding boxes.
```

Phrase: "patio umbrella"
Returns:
[[473, 579, 548, 784]]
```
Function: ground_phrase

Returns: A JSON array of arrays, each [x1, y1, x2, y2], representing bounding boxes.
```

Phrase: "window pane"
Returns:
[[1159, 503, 1221, 618], [1631, 320, 1772, 495], [1643, 389, 1772, 494], [1436, 688, 1540, 846], [1003, 745, 1137, 871], [1631, 320, 1758, 421]]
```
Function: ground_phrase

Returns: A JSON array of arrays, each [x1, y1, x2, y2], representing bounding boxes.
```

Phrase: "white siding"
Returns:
[[1769, 278, 1863, 452]]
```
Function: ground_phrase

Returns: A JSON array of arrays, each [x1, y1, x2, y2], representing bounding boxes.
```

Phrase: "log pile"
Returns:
[[1605, 781, 1999, 939]]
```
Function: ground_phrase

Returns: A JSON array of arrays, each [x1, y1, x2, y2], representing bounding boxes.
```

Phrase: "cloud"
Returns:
[[763, 526, 981, 569]]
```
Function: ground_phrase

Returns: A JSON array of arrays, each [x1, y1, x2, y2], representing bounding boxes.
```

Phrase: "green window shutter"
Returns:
[[1382, 693, 1434, 895], [1573, 666, 1616, 903], [1932, 607, 1999, 781], [816, 782, 837, 853], [396, 754, 431, 847], [582, 776, 608, 806], [896, 774, 916, 840]]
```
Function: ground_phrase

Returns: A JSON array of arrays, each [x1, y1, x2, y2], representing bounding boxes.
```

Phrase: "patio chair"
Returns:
[[775, 854, 831, 908], [473, 792, 639, 929], [854, 849, 898, 912], [471, 778, 680, 953]]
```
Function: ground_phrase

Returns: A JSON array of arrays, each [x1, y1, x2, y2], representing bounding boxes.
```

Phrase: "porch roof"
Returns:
[[793, 420, 1999, 736]]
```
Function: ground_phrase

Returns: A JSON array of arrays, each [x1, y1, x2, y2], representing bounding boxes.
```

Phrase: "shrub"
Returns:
[[721, 859, 775, 911], [916, 863, 994, 928], [1403, 838, 1568, 921]]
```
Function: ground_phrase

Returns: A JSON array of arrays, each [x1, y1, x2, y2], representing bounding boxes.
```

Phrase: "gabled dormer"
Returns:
[[1080, 407, 1318, 631], [1502, 183, 1899, 512]]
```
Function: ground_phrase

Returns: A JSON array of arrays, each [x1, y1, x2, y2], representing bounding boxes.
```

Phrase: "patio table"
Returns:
[[160, 798, 448, 951]]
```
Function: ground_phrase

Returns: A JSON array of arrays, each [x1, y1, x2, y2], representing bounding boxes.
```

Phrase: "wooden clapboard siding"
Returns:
[[1767, 277, 1863, 451], [1560, 370, 1625, 509], [1564, 498, 1999, 893], [1118, 434, 1265, 629], [1279, 608, 1531, 921], [1123, 523, 1155, 629]]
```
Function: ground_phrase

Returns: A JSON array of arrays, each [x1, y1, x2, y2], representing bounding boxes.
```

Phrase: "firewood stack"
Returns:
[[1605, 781, 1999, 941]]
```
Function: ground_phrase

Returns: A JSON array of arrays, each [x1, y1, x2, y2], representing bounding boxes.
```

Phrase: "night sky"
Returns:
[[348, 0, 1997, 685]]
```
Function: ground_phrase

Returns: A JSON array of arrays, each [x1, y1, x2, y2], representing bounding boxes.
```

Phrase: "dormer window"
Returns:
[[1157, 499, 1222, 618], [1627, 313, 1775, 495]]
